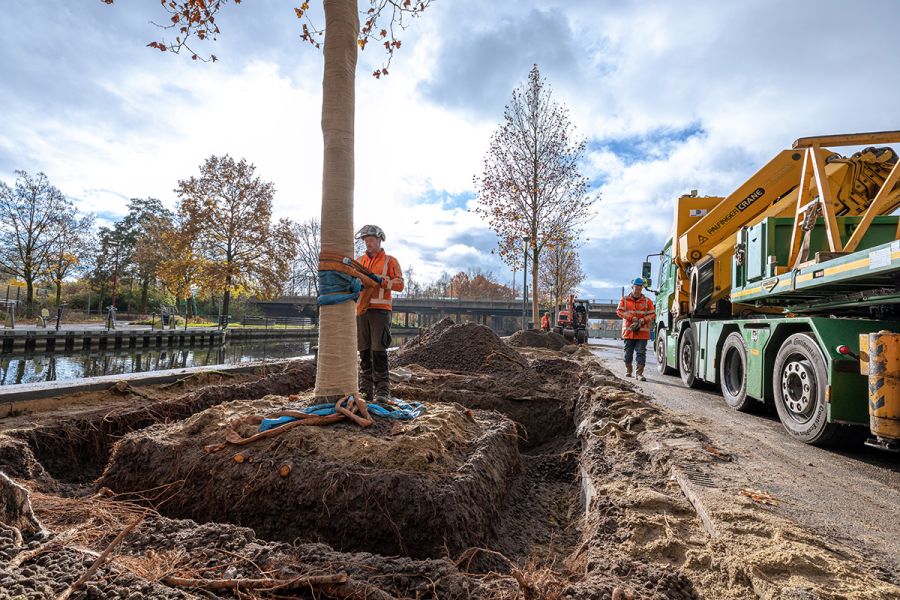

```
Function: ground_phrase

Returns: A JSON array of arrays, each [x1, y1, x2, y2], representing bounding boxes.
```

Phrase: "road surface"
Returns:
[[590, 339, 900, 576]]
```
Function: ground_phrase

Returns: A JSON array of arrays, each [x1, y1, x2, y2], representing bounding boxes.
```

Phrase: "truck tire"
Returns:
[[772, 332, 846, 446], [656, 329, 676, 375], [719, 332, 756, 412], [678, 327, 700, 388]]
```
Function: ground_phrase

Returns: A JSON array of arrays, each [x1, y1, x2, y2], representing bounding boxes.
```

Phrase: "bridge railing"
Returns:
[[239, 316, 317, 329]]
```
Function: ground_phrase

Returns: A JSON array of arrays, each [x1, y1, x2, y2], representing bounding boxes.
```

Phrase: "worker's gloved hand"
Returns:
[[380, 278, 391, 290], [629, 320, 642, 331]]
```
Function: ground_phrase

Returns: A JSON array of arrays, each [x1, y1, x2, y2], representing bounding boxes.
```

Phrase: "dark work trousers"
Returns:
[[357, 309, 392, 400], [623, 339, 648, 366]]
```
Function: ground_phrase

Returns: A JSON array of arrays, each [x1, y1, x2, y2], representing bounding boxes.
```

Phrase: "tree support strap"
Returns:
[[316, 252, 385, 306], [201, 396, 427, 453]]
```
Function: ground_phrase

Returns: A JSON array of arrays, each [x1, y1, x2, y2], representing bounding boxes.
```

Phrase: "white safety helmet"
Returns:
[[356, 224, 386, 241]]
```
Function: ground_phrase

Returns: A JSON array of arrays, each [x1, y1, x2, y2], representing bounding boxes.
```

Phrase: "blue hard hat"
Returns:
[[632, 278, 645, 286]]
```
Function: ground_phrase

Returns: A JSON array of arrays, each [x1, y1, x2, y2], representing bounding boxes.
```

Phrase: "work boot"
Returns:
[[635, 365, 646, 382], [358, 351, 374, 401], [372, 350, 391, 403], [625, 363, 633, 378]]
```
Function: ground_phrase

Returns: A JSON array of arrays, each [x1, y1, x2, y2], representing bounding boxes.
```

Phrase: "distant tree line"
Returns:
[[0, 155, 297, 321], [1, 156, 561, 323]]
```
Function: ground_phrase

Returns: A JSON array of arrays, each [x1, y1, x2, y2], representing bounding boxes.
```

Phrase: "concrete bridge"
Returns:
[[255, 296, 621, 332]]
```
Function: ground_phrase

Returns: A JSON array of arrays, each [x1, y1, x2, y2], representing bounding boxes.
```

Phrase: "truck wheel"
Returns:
[[720, 332, 756, 412], [656, 329, 676, 375], [773, 332, 843, 446], [679, 327, 700, 388]]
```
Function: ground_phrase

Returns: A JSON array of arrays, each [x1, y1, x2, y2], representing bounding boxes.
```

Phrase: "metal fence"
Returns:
[[239, 316, 317, 329]]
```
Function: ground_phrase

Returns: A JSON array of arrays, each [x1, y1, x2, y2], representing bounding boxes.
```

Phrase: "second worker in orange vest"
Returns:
[[616, 277, 655, 381], [355, 224, 404, 402]]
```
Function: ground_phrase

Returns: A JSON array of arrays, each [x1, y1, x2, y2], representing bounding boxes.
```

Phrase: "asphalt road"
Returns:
[[590, 339, 900, 575]]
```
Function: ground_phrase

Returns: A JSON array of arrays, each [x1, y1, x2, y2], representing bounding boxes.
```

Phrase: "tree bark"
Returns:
[[315, 0, 359, 399], [140, 279, 149, 313], [222, 276, 232, 322], [531, 246, 539, 329], [25, 274, 34, 318]]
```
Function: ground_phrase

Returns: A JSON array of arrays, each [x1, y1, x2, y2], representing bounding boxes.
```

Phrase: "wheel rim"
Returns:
[[657, 336, 665, 364], [680, 337, 692, 373], [723, 346, 744, 397], [780, 354, 817, 422]]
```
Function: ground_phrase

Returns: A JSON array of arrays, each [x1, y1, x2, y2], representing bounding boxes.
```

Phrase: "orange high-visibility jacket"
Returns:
[[356, 250, 404, 315], [616, 293, 655, 340]]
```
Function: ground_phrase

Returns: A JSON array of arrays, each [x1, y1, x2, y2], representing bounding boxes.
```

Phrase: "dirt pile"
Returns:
[[508, 329, 568, 350], [98, 395, 521, 558], [1, 490, 479, 599], [0, 360, 316, 488], [396, 319, 527, 374]]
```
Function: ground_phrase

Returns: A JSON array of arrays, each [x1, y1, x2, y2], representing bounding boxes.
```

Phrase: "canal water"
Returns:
[[0, 338, 410, 386]]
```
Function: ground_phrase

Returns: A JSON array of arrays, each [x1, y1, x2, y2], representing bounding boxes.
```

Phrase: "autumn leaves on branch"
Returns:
[[475, 65, 596, 321]]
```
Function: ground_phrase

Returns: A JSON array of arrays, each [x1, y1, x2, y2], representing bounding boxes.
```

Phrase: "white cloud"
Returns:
[[2, 0, 899, 301]]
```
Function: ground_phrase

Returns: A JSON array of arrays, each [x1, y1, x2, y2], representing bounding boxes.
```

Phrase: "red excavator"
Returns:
[[554, 294, 589, 344]]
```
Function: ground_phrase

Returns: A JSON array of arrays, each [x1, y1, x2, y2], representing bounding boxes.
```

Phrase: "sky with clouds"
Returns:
[[2, 0, 899, 300]]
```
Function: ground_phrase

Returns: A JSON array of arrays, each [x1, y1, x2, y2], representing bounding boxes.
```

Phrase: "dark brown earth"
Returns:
[[507, 329, 568, 350], [1, 320, 897, 598], [98, 397, 521, 558], [395, 319, 528, 374], [0, 361, 317, 488]]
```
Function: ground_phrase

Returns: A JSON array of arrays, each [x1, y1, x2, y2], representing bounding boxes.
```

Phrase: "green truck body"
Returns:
[[652, 215, 900, 446]]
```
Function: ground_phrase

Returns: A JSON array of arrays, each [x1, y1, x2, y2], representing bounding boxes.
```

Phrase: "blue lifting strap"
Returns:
[[259, 398, 427, 432], [317, 270, 362, 306]]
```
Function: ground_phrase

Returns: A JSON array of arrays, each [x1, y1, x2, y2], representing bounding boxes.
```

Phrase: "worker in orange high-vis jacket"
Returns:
[[355, 225, 404, 402], [540, 312, 550, 331], [616, 278, 655, 381]]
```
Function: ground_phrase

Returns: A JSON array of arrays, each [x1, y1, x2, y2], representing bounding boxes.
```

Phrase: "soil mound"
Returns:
[[98, 396, 520, 558], [396, 320, 527, 374], [507, 329, 568, 350], [3, 361, 316, 488]]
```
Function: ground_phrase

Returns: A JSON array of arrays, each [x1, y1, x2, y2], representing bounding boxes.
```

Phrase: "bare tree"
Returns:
[[539, 236, 585, 324], [475, 64, 596, 327], [0, 171, 74, 316], [112, 0, 435, 400], [290, 218, 321, 297]]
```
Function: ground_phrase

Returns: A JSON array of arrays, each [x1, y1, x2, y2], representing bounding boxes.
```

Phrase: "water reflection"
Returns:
[[0, 340, 318, 386]]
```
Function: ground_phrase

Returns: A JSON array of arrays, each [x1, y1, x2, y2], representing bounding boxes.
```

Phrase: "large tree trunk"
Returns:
[[25, 278, 34, 319], [531, 247, 539, 329], [315, 0, 359, 399], [55, 281, 61, 308], [222, 276, 232, 322], [140, 279, 149, 313]]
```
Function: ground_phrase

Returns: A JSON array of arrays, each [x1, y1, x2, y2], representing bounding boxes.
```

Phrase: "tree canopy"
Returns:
[[475, 64, 596, 327]]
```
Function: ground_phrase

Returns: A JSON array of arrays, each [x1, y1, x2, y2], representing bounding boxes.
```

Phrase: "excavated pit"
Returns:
[[89, 321, 584, 563], [1, 321, 659, 598], [97, 396, 521, 558], [0, 361, 316, 486]]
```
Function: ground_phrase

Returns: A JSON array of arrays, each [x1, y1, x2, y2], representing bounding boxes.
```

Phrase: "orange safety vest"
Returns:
[[616, 293, 655, 340], [356, 250, 404, 315]]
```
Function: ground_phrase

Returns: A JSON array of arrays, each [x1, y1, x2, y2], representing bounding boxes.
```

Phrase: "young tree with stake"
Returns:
[[475, 64, 596, 329], [107, 0, 433, 401]]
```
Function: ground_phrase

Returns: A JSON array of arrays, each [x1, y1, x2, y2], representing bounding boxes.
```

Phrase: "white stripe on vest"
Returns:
[[370, 254, 393, 307]]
